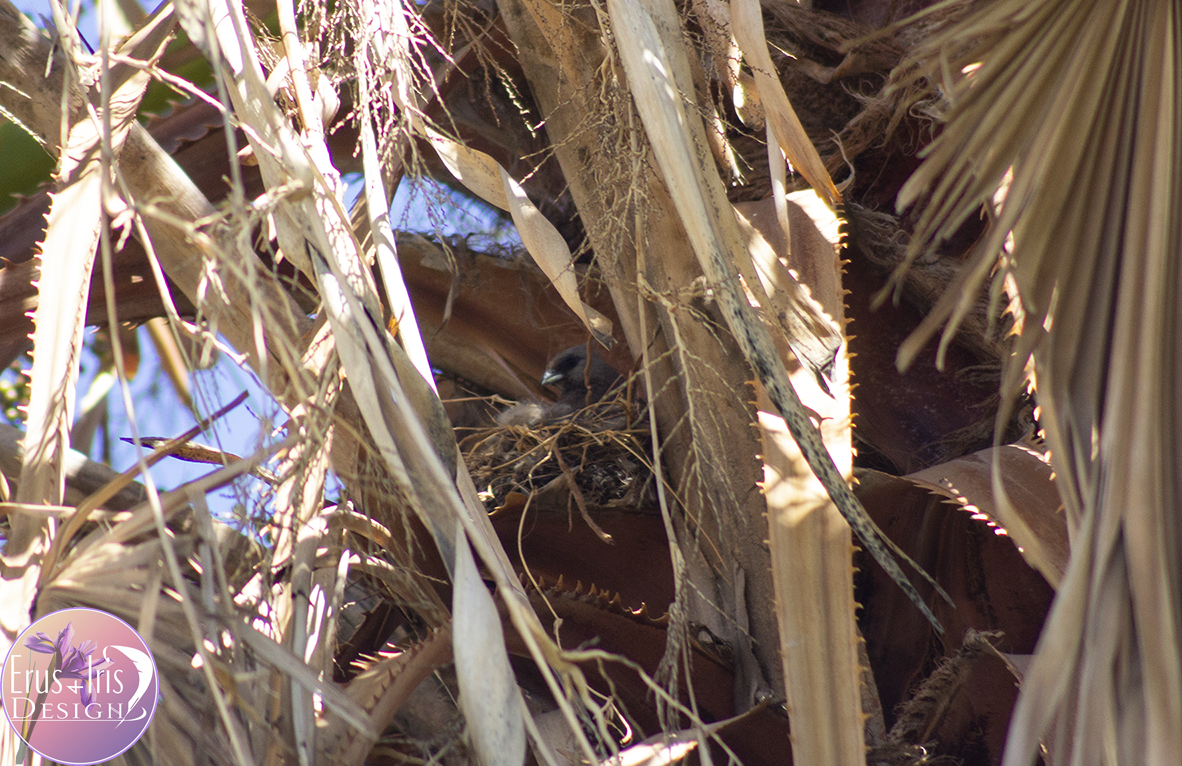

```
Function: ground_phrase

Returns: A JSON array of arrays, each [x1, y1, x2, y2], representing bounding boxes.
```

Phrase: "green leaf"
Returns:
[[0, 120, 54, 215]]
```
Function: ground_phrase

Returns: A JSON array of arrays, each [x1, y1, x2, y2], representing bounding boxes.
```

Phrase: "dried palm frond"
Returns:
[[3, 0, 1118, 761], [893, 1, 1182, 763]]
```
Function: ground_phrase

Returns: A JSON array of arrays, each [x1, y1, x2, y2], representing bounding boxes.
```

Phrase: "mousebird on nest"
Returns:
[[496, 345, 633, 427], [471, 345, 652, 509]]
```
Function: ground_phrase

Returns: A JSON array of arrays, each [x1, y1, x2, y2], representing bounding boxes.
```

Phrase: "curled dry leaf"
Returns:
[[428, 130, 615, 349]]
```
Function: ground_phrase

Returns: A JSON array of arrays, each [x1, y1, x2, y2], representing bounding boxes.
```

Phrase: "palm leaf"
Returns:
[[895, 1, 1182, 763]]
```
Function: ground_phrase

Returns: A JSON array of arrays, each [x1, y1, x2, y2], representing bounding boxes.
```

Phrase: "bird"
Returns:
[[495, 345, 626, 427], [540, 344, 623, 416]]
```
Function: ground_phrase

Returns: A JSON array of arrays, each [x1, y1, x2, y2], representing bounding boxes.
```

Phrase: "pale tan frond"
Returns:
[[742, 189, 862, 765], [897, 1, 1182, 764], [608, 0, 945, 634], [731, 0, 840, 207]]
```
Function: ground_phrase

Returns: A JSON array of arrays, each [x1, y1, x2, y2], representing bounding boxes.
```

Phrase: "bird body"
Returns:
[[495, 345, 626, 427]]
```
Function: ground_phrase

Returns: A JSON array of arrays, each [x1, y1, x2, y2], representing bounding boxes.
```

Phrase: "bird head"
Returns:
[[541, 345, 622, 407]]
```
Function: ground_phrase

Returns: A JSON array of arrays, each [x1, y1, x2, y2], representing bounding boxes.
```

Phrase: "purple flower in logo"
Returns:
[[24, 622, 73, 656], [61, 640, 111, 705], [23, 622, 111, 705]]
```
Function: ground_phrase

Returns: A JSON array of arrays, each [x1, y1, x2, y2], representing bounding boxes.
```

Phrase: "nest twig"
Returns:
[[462, 398, 653, 512]]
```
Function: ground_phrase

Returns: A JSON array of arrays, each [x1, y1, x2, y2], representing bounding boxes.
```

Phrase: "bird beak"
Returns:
[[540, 369, 562, 387]]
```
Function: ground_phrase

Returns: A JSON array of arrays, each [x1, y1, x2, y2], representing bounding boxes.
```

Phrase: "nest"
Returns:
[[462, 400, 654, 512]]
